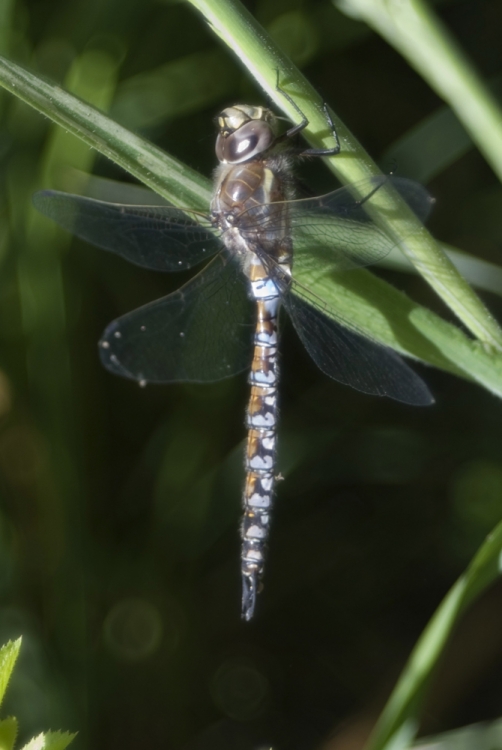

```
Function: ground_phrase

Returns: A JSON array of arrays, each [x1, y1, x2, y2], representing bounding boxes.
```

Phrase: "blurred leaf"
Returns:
[[0, 639, 74, 749], [452, 461, 502, 545], [335, 0, 502, 184], [6, 45, 123, 739], [382, 104, 471, 184], [365, 519, 502, 750], [0, 640, 20, 709], [19, 733, 76, 750], [309, 1, 371, 54], [112, 48, 239, 130], [412, 716, 502, 749], [267, 10, 320, 66], [381, 244, 502, 299], [382, 77, 502, 183], [0, 54, 211, 211], [456, 187, 502, 242], [0, 716, 17, 750]]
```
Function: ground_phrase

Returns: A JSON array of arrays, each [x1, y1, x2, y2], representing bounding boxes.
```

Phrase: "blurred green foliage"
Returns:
[[0, 638, 75, 749], [0, 1, 501, 749]]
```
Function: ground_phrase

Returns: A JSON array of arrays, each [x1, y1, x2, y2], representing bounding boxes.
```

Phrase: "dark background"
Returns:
[[0, 0, 502, 748]]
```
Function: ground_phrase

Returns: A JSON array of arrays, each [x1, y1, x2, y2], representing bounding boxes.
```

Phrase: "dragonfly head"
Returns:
[[215, 105, 278, 165]]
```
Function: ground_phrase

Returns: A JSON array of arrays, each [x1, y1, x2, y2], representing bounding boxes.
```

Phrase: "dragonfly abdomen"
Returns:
[[241, 289, 280, 621]]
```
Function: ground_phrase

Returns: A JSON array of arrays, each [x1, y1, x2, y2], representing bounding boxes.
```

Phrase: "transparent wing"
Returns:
[[33, 190, 220, 271], [99, 254, 254, 383], [62, 174, 173, 205], [283, 289, 433, 406], [242, 175, 433, 274]]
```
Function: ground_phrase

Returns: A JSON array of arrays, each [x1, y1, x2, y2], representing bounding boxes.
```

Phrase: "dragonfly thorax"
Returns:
[[215, 105, 279, 164]]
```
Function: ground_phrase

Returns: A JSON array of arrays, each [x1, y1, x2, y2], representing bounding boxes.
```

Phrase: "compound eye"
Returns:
[[230, 130, 259, 160], [215, 121, 274, 164]]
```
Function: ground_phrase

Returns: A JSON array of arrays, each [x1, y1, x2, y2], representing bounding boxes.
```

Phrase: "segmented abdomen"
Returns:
[[241, 260, 281, 621]]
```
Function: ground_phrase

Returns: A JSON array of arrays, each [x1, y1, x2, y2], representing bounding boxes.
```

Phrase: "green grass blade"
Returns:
[[382, 244, 502, 299], [1, 52, 502, 392], [336, 0, 502, 185], [365, 520, 502, 750], [186, 0, 502, 349], [0, 54, 210, 211], [295, 264, 502, 397]]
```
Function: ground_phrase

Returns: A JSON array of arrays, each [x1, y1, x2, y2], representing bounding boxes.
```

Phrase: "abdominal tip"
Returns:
[[241, 571, 257, 621]]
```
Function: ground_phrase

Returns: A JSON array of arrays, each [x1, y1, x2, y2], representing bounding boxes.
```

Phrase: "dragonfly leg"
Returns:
[[355, 176, 390, 207], [275, 71, 340, 157]]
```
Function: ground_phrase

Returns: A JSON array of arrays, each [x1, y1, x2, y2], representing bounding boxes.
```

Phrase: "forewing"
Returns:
[[33, 190, 220, 271], [99, 254, 254, 383], [284, 289, 433, 406], [291, 175, 434, 274], [240, 175, 433, 274]]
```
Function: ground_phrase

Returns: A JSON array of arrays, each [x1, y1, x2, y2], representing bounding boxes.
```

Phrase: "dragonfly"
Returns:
[[33, 91, 433, 620]]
